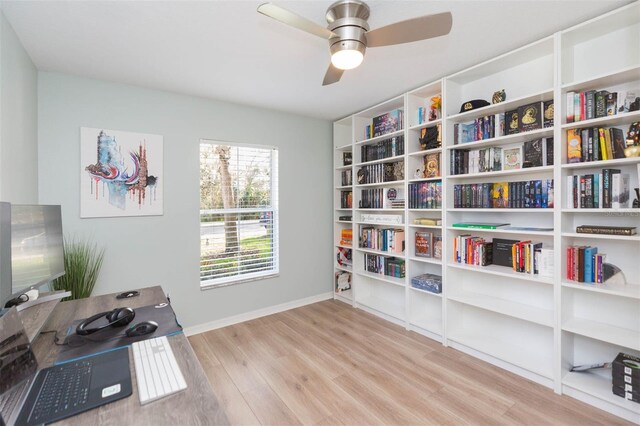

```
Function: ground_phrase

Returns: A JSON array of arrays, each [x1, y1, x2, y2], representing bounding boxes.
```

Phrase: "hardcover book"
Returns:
[[606, 92, 618, 116], [492, 182, 509, 208], [543, 100, 554, 128], [415, 231, 433, 258], [567, 129, 582, 163], [493, 238, 519, 267], [506, 110, 520, 135], [518, 102, 542, 132], [372, 109, 403, 137], [523, 139, 543, 168], [424, 153, 440, 178], [433, 235, 442, 259], [343, 151, 352, 166], [503, 144, 523, 170]]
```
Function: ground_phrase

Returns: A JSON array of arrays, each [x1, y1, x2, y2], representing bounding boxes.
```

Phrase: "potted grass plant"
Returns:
[[52, 238, 105, 300]]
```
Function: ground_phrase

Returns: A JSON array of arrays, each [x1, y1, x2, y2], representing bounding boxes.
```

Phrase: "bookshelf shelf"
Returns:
[[409, 286, 442, 298], [408, 256, 442, 265], [335, 243, 352, 249], [408, 118, 442, 131], [356, 247, 406, 258], [335, 264, 352, 273], [448, 165, 554, 180], [355, 153, 405, 167], [561, 232, 640, 241], [447, 262, 554, 285], [448, 291, 553, 327], [560, 157, 640, 170], [332, 2, 639, 420], [446, 89, 554, 123], [561, 281, 640, 300], [354, 129, 404, 146], [562, 371, 640, 416], [562, 318, 640, 351], [355, 271, 406, 288], [448, 226, 554, 236], [446, 127, 555, 151], [561, 64, 640, 93], [560, 110, 640, 129]]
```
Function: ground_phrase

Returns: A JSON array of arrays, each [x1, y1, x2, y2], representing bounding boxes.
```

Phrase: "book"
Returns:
[[424, 153, 440, 178], [567, 129, 582, 163], [335, 271, 352, 292], [576, 225, 637, 235], [433, 236, 442, 259], [411, 273, 442, 294], [606, 92, 617, 116], [611, 173, 630, 209], [518, 102, 542, 132], [372, 109, 403, 137], [595, 91, 608, 118], [543, 100, 554, 128], [566, 92, 575, 123], [544, 137, 554, 166], [502, 144, 523, 170], [452, 222, 510, 229], [523, 139, 543, 168], [505, 109, 519, 135], [611, 127, 626, 159], [343, 151, 352, 166], [415, 232, 433, 257], [493, 238, 519, 267], [492, 182, 509, 208], [413, 218, 442, 226]]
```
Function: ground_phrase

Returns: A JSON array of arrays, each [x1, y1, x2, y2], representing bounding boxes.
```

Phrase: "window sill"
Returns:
[[200, 273, 280, 290]]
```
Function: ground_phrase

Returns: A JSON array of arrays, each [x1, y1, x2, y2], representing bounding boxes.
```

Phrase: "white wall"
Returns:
[[38, 72, 333, 328], [0, 12, 38, 203]]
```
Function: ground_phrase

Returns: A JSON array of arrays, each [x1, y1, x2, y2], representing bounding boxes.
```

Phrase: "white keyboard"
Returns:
[[131, 336, 187, 405]]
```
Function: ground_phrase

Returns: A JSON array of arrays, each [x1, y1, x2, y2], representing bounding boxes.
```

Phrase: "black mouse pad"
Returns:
[[55, 303, 182, 364]]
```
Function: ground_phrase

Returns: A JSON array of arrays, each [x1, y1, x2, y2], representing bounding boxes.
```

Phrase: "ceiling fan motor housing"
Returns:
[[326, 0, 370, 57]]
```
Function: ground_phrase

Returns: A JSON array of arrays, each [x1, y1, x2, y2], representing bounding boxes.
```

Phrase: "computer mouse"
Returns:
[[125, 321, 158, 338]]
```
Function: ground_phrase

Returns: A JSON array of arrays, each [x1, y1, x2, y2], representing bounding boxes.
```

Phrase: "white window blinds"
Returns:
[[200, 142, 279, 287]]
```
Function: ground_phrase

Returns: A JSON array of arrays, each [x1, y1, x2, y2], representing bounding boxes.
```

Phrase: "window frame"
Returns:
[[199, 140, 279, 289]]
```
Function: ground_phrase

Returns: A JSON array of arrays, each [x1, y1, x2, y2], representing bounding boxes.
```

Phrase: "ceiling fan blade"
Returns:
[[322, 64, 344, 86], [257, 3, 337, 40], [366, 12, 452, 47]]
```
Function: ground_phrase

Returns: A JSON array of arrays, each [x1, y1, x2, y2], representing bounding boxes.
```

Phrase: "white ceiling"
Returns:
[[0, 0, 632, 121]]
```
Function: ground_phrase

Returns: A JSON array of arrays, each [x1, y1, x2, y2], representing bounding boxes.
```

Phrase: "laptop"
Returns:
[[0, 308, 132, 425]]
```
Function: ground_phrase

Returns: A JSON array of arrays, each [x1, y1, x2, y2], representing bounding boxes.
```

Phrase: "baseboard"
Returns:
[[183, 292, 333, 336]]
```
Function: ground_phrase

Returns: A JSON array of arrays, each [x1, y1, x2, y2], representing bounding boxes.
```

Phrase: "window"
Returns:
[[199, 141, 278, 288]]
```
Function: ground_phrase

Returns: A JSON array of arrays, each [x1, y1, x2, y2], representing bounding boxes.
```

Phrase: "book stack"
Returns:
[[566, 169, 629, 209], [361, 135, 405, 162], [451, 146, 502, 175], [411, 273, 442, 294], [335, 271, 352, 293], [413, 218, 442, 226], [576, 225, 637, 236], [452, 235, 493, 266], [363, 254, 405, 278], [357, 161, 404, 184], [408, 181, 442, 209], [360, 227, 405, 253], [366, 109, 404, 139], [453, 179, 554, 209], [415, 231, 442, 259], [340, 190, 352, 208], [566, 127, 627, 162], [339, 229, 352, 246], [612, 352, 640, 404], [566, 245, 606, 283], [341, 169, 352, 186], [566, 89, 635, 123]]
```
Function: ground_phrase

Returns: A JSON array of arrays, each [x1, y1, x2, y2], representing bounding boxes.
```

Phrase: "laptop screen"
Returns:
[[0, 308, 38, 395]]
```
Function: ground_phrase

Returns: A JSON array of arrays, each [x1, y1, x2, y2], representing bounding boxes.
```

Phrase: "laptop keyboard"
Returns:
[[29, 360, 92, 422], [0, 383, 24, 419]]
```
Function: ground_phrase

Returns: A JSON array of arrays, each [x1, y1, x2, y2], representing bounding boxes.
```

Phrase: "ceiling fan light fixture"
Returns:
[[330, 40, 365, 70]]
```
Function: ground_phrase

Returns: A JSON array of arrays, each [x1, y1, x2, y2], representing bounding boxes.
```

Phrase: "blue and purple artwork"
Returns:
[[81, 128, 163, 218]]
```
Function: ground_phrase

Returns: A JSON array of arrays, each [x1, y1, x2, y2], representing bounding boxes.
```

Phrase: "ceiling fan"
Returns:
[[257, 0, 452, 85]]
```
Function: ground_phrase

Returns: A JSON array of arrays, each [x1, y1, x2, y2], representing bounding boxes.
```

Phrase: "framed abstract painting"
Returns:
[[80, 127, 163, 218]]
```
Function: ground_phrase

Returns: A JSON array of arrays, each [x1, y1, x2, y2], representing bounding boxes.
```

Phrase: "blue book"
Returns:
[[584, 246, 598, 283]]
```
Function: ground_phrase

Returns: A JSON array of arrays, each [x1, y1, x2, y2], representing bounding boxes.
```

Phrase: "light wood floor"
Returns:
[[188, 300, 631, 425]]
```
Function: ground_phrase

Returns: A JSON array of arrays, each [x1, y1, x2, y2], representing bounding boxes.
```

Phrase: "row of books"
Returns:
[[453, 179, 555, 209], [359, 188, 405, 209], [340, 190, 352, 209], [366, 109, 404, 139], [566, 89, 635, 123], [339, 229, 352, 246], [335, 271, 352, 293], [453, 100, 553, 145], [363, 254, 406, 278], [566, 127, 627, 163], [359, 227, 405, 253], [566, 245, 606, 283], [360, 135, 405, 163], [357, 161, 404, 185], [566, 170, 630, 209], [452, 235, 493, 266], [415, 231, 442, 259], [341, 169, 352, 186], [336, 247, 352, 267], [408, 181, 442, 209]]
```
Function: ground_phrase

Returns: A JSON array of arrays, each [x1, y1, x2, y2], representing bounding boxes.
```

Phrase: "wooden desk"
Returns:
[[29, 286, 228, 425]]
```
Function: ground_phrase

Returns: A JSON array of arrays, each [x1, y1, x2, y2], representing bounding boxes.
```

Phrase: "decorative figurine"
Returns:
[[625, 122, 640, 157], [492, 89, 506, 104], [429, 95, 441, 121]]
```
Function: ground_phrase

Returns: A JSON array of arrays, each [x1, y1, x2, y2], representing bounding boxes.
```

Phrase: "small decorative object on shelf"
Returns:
[[459, 99, 490, 113], [625, 122, 639, 158], [343, 151, 352, 166], [429, 95, 442, 121], [419, 125, 440, 150], [492, 89, 506, 104]]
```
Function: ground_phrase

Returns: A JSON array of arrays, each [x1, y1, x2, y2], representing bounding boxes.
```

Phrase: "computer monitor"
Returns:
[[2, 204, 65, 305]]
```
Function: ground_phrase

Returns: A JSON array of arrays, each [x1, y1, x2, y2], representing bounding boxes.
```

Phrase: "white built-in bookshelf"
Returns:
[[332, 2, 640, 422]]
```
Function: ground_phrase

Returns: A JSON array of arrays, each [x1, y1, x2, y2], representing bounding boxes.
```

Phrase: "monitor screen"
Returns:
[[10, 205, 65, 296]]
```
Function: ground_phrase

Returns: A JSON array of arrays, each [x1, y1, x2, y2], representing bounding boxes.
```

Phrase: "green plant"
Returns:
[[52, 238, 105, 300]]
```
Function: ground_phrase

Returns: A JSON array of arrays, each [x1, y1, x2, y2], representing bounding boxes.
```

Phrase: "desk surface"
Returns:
[[30, 285, 228, 425]]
